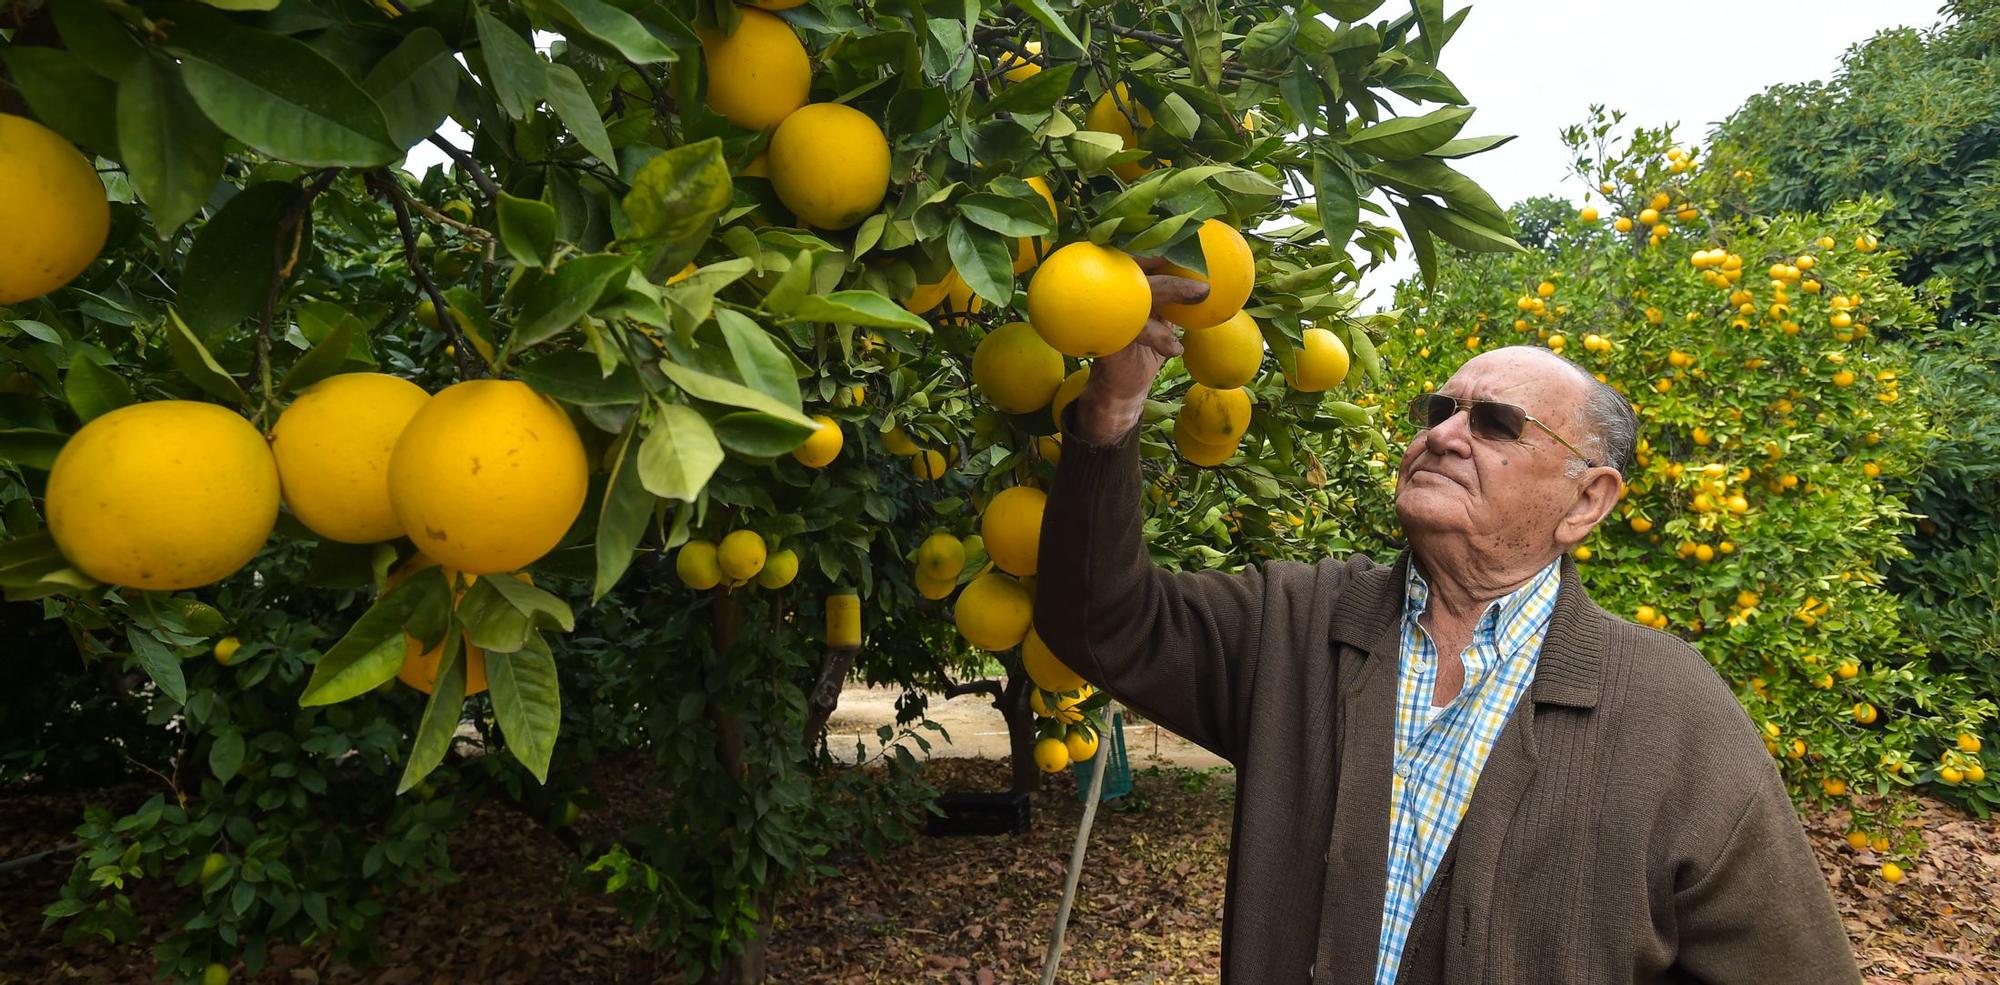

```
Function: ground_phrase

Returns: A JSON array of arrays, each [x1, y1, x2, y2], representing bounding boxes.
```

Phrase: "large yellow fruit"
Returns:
[[1285, 327, 1350, 391], [1012, 175, 1060, 275], [699, 8, 810, 130], [1027, 243, 1151, 357], [718, 529, 767, 584], [981, 486, 1047, 576], [270, 373, 430, 544], [912, 448, 948, 481], [1086, 83, 1156, 181], [915, 570, 957, 600], [1180, 384, 1252, 445], [903, 274, 954, 315], [1065, 726, 1099, 763], [387, 380, 587, 575], [880, 425, 921, 456], [1034, 736, 1071, 773], [47, 401, 279, 590], [1022, 626, 1085, 692], [954, 573, 1033, 650], [792, 414, 843, 467], [917, 531, 966, 582], [769, 103, 890, 230], [1050, 366, 1090, 429], [0, 114, 109, 304], [973, 322, 1064, 413], [754, 548, 799, 588], [1158, 220, 1255, 329], [940, 271, 985, 323], [385, 554, 527, 696], [997, 40, 1043, 83], [1172, 414, 1239, 467], [1180, 309, 1264, 389], [677, 540, 722, 590]]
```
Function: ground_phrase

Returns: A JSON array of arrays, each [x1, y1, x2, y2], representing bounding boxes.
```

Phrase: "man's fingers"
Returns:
[[1137, 318, 1183, 357], [1148, 273, 1211, 310]]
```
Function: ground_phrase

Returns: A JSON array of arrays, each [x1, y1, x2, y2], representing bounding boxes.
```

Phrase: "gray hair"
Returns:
[[1566, 369, 1638, 479]]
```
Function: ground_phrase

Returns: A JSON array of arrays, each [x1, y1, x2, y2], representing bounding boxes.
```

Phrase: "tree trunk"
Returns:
[[1001, 670, 1042, 796], [707, 592, 773, 985]]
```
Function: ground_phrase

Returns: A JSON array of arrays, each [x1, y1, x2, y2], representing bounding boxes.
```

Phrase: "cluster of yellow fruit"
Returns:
[[676, 530, 798, 591], [700, 3, 888, 229], [1587, 191, 1698, 247]]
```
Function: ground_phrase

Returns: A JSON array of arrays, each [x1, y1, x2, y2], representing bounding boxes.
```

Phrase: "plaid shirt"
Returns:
[[1372, 558, 1562, 985]]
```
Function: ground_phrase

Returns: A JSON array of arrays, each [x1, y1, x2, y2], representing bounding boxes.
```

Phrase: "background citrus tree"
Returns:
[[1365, 109, 1996, 883], [0, 0, 1516, 981]]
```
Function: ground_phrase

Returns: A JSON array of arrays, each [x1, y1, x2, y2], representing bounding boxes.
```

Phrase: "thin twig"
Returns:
[[251, 169, 341, 424], [373, 171, 483, 381], [427, 134, 502, 197], [402, 196, 494, 242]]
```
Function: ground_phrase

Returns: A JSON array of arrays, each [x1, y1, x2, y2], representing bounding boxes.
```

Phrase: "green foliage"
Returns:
[[1377, 116, 1996, 844], [1706, 0, 2000, 771]]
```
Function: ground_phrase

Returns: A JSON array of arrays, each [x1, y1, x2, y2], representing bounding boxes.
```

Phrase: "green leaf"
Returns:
[[638, 402, 724, 502], [487, 633, 563, 783], [1425, 134, 1515, 160], [362, 28, 460, 150], [1343, 105, 1473, 160], [957, 193, 1056, 237], [947, 219, 1014, 308], [786, 292, 934, 333], [977, 63, 1077, 119], [51, 0, 144, 80], [279, 322, 353, 394], [179, 182, 303, 339], [209, 730, 245, 784], [117, 56, 226, 233], [593, 423, 651, 601], [64, 356, 132, 423], [715, 310, 801, 406], [1122, 210, 1201, 254], [1314, 149, 1361, 250], [1067, 131, 1127, 175], [507, 254, 636, 353], [763, 250, 815, 314], [712, 412, 816, 457], [166, 311, 245, 404], [170, 25, 398, 166], [397, 627, 467, 795], [1155, 93, 1200, 140], [3, 47, 119, 154], [1363, 157, 1507, 229], [127, 627, 188, 706], [0, 429, 69, 471], [496, 192, 558, 268], [621, 138, 733, 250], [1323, 0, 1386, 18], [459, 574, 575, 654], [198, 0, 281, 9], [1410, 200, 1521, 253], [553, 0, 680, 64], [1010, 0, 1083, 48], [545, 63, 616, 165], [299, 569, 446, 707], [516, 351, 644, 406], [474, 9, 547, 120], [1390, 199, 1438, 287]]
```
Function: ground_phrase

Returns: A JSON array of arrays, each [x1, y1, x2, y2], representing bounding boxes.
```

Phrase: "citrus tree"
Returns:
[[0, 0, 1517, 980], [1368, 111, 1996, 884]]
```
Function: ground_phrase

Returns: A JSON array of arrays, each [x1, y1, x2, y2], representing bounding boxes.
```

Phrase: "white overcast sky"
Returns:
[[1353, 0, 1933, 308], [406, 3, 1936, 309]]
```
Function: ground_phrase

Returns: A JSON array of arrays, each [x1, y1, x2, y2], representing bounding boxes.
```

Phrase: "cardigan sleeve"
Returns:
[[1030, 402, 1272, 763], [1669, 767, 1861, 984]]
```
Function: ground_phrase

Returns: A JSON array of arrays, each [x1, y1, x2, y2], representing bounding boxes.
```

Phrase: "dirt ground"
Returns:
[[826, 684, 1229, 770]]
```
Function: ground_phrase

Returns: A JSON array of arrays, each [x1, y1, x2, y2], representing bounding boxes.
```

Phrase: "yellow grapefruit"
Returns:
[[1065, 726, 1099, 762], [1180, 384, 1252, 445], [47, 401, 278, 590], [755, 548, 799, 588], [1085, 83, 1157, 181], [954, 573, 1033, 650], [699, 9, 810, 130], [1284, 327, 1350, 391], [1180, 309, 1264, 389], [718, 530, 767, 585], [792, 414, 843, 467], [917, 531, 966, 582], [1050, 367, 1090, 429], [1012, 175, 1060, 275], [1158, 220, 1255, 329], [1022, 626, 1084, 692], [1027, 243, 1151, 357], [997, 41, 1043, 83], [769, 103, 891, 230], [981, 485, 1047, 576], [915, 569, 957, 600], [677, 540, 722, 590], [387, 380, 587, 575], [880, 425, 921, 456], [0, 114, 109, 304], [270, 373, 430, 544], [974, 322, 1065, 413], [1035, 736, 1071, 773], [1172, 414, 1239, 467], [912, 448, 948, 481], [903, 274, 954, 315]]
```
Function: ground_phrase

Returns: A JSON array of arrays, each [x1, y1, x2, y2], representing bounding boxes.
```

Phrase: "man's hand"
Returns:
[[1071, 257, 1210, 445]]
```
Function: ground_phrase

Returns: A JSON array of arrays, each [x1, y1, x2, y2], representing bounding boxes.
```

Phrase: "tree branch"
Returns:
[[942, 677, 1003, 703], [801, 645, 859, 746], [427, 134, 502, 198], [372, 171, 483, 381], [251, 168, 341, 424], [403, 196, 494, 243]]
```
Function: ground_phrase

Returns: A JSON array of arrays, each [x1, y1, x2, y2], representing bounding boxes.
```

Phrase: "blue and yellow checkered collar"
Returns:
[[1403, 557, 1564, 654]]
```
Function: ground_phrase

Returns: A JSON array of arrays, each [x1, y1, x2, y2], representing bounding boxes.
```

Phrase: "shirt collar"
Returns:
[[1404, 557, 1563, 654]]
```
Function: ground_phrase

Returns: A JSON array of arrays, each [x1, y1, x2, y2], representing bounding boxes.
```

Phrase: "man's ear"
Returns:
[[1558, 467, 1624, 546]]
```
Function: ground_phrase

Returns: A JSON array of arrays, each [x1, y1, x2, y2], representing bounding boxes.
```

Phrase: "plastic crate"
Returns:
[[1072, 711, 1132, 803]]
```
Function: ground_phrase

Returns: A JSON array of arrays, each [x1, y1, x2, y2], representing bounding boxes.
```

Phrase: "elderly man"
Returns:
[[1033, 273, 1859, 984]]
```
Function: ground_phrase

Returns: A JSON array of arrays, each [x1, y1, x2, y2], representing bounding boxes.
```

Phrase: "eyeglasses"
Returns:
[[1406, 393, 1598, 468]]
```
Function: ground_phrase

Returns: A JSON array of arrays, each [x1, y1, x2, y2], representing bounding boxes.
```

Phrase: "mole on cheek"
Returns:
[[1500, 458, 1510, 466]]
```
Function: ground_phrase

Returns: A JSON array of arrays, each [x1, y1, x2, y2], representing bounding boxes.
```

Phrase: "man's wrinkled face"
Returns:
[[1394, 348, 1589, 550]]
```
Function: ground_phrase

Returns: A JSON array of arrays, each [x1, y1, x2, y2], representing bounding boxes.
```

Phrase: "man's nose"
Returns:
[[1421, 406, 1476, 457]]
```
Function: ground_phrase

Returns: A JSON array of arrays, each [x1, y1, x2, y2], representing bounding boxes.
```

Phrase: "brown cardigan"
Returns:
[[1033, 410, 1860, 985]]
